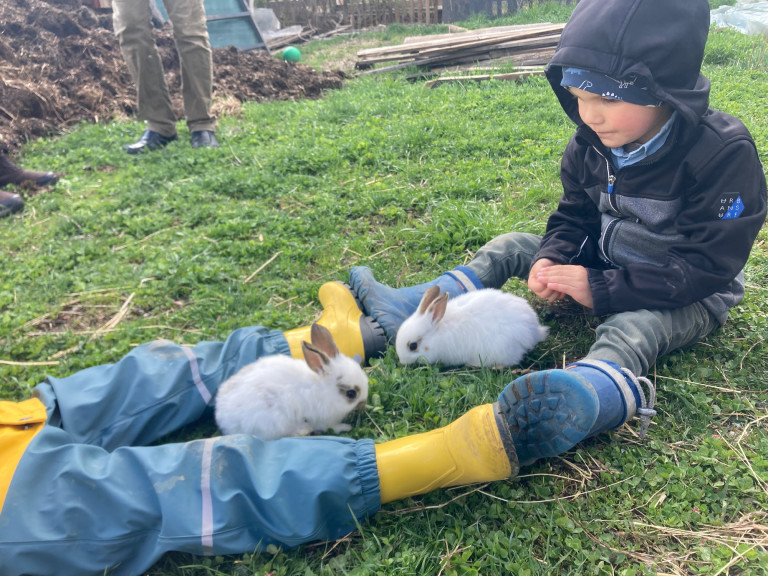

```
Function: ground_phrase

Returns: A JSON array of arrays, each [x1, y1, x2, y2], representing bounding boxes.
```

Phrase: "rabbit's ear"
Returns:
[[418, 285, 441, 314], [428, 292, 449, 324], [310, 323, 339, 358], [302, 341, 332, 375]]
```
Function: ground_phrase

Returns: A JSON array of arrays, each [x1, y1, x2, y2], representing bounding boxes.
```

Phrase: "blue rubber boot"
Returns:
[[497, 360, 656, 466], [348, 265, 484, 342]]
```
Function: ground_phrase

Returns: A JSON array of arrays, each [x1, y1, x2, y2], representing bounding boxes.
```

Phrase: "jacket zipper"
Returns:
[[601, 153, 618, 203], [595, 148, 619, 264], [588, 125, 679, 266]]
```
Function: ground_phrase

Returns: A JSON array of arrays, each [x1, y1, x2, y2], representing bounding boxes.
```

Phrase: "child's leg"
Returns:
[[497, 303, 719, 451], [1, 428, 379, 576], [464, 231, 542, 288], [585, 303, 720, 377], [33, 326, 289, 451]]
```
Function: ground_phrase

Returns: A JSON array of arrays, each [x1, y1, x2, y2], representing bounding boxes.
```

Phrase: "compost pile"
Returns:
[[0, 0, 346, 150]]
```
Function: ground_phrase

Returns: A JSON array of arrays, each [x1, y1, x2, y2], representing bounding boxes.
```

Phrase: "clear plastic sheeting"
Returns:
[[711, 1, 768, 35]]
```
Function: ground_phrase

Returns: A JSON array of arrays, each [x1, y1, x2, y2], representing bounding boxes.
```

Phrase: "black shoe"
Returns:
[[123, 130, 177, 155], [0, 153, 58, 188], [190, 130, 219, 149], [32, 172, 58, 186], [0, 190, 24, 218]]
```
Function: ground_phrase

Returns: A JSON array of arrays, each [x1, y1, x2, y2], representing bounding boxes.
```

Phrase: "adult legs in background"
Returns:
[[112, 0, 178, 138], [113, 0, 218, 151], [164, 0, 217, 135]]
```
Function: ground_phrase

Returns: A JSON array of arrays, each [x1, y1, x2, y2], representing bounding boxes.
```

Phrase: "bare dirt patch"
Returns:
[[0, 0, 346, 151]]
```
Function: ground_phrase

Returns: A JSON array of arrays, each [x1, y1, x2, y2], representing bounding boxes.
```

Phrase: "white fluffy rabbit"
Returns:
[[395, 286, 549, 367], [214, 323, 368, 440]]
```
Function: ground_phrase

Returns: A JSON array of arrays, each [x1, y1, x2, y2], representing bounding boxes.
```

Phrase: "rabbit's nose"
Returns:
[[355, 400, 367, 411]]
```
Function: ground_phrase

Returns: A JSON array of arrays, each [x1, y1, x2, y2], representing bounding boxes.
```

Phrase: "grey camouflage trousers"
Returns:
[[465, 232, 720, 377]]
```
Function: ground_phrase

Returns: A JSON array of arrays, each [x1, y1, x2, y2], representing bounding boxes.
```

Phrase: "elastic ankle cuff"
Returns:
[[446, 266, 484, 291], [567, 360, 639, 416], [566, 360, 632, 435], [566, 360, 657, 438]]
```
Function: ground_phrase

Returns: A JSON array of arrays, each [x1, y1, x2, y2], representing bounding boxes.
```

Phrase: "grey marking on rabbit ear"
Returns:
[[418, 285, 441, 314], [429, 292, 449, 323], [302, 341, 331, 375], [310, 323, 339, 358]]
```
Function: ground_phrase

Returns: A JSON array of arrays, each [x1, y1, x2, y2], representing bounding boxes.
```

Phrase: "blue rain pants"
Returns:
[[0, 326, 381, 576]]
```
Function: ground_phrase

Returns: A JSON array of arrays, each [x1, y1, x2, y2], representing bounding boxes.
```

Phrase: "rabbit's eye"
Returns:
[[408, 342, 418, 352], [346, 389, 358, 400]]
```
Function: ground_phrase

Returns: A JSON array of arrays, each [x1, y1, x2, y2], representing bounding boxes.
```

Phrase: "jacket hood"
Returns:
[[545, 0, 711, 130]]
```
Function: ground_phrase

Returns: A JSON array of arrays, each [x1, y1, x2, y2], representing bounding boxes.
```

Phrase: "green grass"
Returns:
[[3, 13, 768, 576]]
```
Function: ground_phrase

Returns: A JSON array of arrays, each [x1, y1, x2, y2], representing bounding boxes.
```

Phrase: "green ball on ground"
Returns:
[[281, 46, 301, 63]]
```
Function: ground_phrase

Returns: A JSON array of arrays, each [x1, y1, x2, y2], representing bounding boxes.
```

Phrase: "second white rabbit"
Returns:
[[396, 286, 549, 367], [214, 323, 368, 440]]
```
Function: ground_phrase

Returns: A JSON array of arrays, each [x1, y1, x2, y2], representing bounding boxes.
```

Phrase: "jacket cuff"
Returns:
[[587, 268, 610, 316]]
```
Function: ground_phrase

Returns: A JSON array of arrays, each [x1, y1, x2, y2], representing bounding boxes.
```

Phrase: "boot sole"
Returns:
[[498, 370, 599, 466]]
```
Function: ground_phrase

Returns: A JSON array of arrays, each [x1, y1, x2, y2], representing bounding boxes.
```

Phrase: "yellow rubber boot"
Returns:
[[374, 402, 519, 503], [283, 282, 386, 364]]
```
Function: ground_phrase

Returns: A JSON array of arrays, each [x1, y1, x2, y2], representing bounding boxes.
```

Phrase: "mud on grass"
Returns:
[[0, 0, 346, 151]]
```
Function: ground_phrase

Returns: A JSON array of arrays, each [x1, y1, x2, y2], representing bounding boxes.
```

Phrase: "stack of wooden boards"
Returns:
[[355, 22, 564, 75]]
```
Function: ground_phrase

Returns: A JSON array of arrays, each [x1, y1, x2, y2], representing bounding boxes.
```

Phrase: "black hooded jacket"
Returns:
[[539, 0, 767, 321]]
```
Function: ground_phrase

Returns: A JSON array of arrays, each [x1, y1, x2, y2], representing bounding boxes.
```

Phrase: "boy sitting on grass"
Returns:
[[350, 0, 768, 454]]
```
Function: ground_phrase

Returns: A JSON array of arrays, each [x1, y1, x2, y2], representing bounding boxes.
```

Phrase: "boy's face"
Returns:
[[566, 87, 671, 149]]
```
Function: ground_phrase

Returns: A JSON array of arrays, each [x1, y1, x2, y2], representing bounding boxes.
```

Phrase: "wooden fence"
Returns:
[[90, 0, 577, 32], [264, 0, 577, 30]]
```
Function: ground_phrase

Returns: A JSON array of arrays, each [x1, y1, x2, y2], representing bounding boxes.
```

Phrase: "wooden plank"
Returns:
[[357, 35, 556, 74], [413, 30, 560, 59], [356, 30, 561, 68], [424, 69, 545, 89], [402, 22, 558, 44], [426, 39, 558, 67], [360, 23, 560, 55], [453, 48, 556, 67], [356, 23, 563, 60], [367, 33, 560, 64]]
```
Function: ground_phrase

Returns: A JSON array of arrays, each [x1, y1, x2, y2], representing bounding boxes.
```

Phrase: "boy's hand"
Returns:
[[535, 264, 594, 309], [528, 258, 566, 302]]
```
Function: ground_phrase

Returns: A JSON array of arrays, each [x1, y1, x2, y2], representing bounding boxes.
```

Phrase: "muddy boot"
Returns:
[[498, 360, 656, 466], [0, 153, 58, 188], [283, 281, 387, 365], [0, 190, 24, 218], [348, 266, 484, 342]]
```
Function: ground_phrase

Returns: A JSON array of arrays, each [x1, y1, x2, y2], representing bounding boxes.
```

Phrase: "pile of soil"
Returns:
[[0, 0, 346, 151]]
